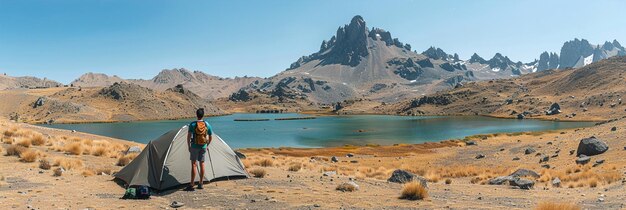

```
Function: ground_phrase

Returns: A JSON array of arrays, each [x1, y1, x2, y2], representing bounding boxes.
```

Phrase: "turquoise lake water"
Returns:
[[40, 114, 594, 149]]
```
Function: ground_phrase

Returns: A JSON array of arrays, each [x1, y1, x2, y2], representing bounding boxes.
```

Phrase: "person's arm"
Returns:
[[187, 126, 192, 151]]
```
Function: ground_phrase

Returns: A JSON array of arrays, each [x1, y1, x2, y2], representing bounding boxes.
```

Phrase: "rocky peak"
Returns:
[[469, 53, 486, 64], [613, 39, 623, 49], [559, 38, 594, 69], [152, 68, 196, 84], [422, 47, 451, 60]]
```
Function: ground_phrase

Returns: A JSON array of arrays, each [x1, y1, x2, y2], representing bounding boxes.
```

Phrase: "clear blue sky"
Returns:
[[1, 0, 625, 84]]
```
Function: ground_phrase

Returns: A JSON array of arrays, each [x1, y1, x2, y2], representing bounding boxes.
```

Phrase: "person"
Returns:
[[185, 108, 213, 191]]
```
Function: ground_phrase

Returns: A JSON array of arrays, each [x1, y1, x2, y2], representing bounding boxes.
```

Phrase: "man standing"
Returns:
[[185, 108, 213, 191]]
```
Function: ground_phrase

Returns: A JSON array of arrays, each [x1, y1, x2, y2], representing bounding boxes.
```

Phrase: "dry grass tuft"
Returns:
[[39, 159, 51, 170], [31, 133, 46, 146], [2, 137, 14, 144], [399, 181, 428, 200], [81, 169, 95, 177], [445, 178, 452, 184], [288, 163, 302, 172], [16, 138, 32, 148], [254, 159, 274, 167], [336, 183, 357, 192], [249, 168, 266, 178], [53, 157, 83, 170], [91, 145, 109, 157], [19, 149, 39, 162], [117, 153, 138, 166], [64, 142, 84, 155], [535, 201, 581, 210], [5, 145, 26, 156]]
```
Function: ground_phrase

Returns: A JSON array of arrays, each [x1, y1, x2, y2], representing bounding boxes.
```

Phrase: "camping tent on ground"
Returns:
[[115, 125, 249, 190]]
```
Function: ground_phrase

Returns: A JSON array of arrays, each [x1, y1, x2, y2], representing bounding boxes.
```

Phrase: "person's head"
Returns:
[[196, 108, 205, 120]]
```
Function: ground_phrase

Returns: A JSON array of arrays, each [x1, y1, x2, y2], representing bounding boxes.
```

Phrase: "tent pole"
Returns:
[[207, 146, 216, 182]]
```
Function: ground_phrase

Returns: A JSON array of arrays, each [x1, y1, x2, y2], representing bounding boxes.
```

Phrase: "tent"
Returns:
[[114, 125, 249, 190]]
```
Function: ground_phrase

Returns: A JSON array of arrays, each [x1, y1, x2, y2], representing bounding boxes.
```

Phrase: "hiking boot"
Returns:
[[197, 183, 204, 189], [184, 185, 195, 191]]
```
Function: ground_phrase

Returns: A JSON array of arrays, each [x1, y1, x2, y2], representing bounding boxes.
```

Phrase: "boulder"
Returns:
[[323, 171, 337, 177], [524, 147, 536, 155], [466, 141, 477, 146], [346, 153, 354, 158], [331, 156, 339, 162], [509, 169, 540, 178], [517, 114, 525, 119], [539, 155, 549, 163], [576, 136, 608, 156], [593, 159, 605, 167], [611, 127, 617, 131], [545, 103, 561, 115], [387, 169, 428, 187], [475, 154, 485, 159], [488, 176, 515, 185], [552, 177, 561, 187], [510, 178, 535, 190], [576, 155, 591, 165], [125, 146, 141, 154], [33, 97, 46, 108]]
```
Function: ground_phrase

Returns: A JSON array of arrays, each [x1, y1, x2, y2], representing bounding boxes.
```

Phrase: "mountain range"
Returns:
[[2, 15, 624, 107]]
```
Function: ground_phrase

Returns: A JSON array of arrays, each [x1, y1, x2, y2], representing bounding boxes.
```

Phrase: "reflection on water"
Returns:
[[40, 114, 594, 149]]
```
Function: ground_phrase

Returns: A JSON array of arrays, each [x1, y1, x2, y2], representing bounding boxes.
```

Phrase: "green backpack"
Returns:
[[122, 188, 136, 199]]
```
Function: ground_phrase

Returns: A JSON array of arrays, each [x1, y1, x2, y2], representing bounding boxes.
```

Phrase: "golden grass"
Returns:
[[288, 162, 302, 172], [254, 159, 274, 167], [19, 149, 39, 162], [2, 137, 13, 144], [249, 168, 266, 178], [81, 169, 95, 177], [91, 145, 109, 157], [117, 153, 138, 166], [64, 142, 84, 155], [5, 145, 26, 156], [538, 167, 621, 188], [535, 201, 581, 210], [336, 183, 357, 192], [53, 157, 83, 170], [399, 181, 428, 200], [16, 138, 32, 148], [39, 159, 51, 170], [31, 133, 46, 146]]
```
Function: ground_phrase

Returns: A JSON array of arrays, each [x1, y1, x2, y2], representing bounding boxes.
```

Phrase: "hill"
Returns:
[[0, 74, 63, 90], [0, 82, 223, 123]]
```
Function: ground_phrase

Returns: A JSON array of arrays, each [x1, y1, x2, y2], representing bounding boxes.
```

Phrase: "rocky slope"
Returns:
[[389, 56, 626, 121], [0, 74, 63, 90], [70, 72, 125, 87], [536, 39, 625, 71], [235, 16, 488, 105], [0, 82, 223, 123]]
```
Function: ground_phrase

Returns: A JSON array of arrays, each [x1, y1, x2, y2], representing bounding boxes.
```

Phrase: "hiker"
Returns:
[[185, 108, 213, 191]]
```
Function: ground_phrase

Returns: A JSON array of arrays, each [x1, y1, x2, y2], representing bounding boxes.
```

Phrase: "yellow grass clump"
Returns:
[[254, 159, 274, 167], [19, 149, 39, 162], [16, 138, 32, 148], [91, 145, 109, 157], [53, 157, 83, 170], [445, 178, 452, 184], [399, 181, 428, 200], [2, 137, 14, 144], [31, 133, 46, 146], [117, 153, 138, 166], [535, 201, 581, 210], [249, 168, 266, 178], [64, 142, 84, 155], [336, 182, 357, 192], [5, 145, 26, 156], [288, 163, 302, 172], [81, 169, 95, 177]]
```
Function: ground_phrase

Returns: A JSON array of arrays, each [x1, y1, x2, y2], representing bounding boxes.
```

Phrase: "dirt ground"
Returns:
[[0, 115, 625, 209]]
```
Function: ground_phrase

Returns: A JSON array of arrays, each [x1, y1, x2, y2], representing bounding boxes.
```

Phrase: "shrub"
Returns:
[[3, 127, 18, 137], [16, 138, 32, 148], [81, 169, 95, 177], [2, 137, 13, 144], [39, 159, 51, 170], [254, 159, 274, 167], [445, 179, 452, 184], [399, 181, 428, 200], [535, 202, 581, 210], [31, 133, 46, 146], [117, 153, 138, 166], [249, 168, 266, 178], [64, 142, 84, 155], [5, 145, 26, 156], [53, 157, 83, 170], [288, 163, 302, 172], [336, 183, 357, 192], [91, 145, 108, 157], [19, 149, 38, 162]]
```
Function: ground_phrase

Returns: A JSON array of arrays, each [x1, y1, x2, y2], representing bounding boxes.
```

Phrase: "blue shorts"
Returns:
[[190, 147, 206, 162]]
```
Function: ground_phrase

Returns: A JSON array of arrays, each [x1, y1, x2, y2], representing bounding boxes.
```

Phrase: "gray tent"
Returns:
[[115, 126, 249, 190]]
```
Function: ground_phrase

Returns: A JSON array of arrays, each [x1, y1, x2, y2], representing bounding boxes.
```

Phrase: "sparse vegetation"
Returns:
[[16, 138, 32, 148], [336, 183, 357, 192], [445, 178, 452, 184], [288, 163, 302, 172], [117, 153, 138, 166], [5, 145, 26, 156], [81, 169, 95, 177], [535, 201, 581, 210], [53, 157, 83, 170], [249, 168, 266, 178], [399, 181, 428, 200], [19, 149, 39, 162], [254, 158, 274, 167], [64, 142, 84, 155]]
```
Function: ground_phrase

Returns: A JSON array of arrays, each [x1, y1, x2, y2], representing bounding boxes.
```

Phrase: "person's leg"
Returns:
[[190, 161, 197, 186], [197, 161, 205, 189]]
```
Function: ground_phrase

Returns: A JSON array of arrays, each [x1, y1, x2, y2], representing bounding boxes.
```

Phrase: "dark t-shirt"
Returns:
[[189, 120, 212, 149]]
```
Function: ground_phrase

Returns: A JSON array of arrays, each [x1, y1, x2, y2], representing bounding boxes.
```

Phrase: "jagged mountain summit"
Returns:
[[536, 39, 625, 71], [242, 15, 484, 104]]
